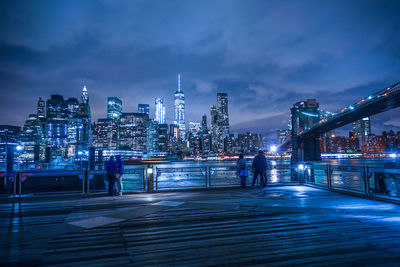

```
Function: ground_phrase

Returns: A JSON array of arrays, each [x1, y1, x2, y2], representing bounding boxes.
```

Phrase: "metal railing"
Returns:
[[303, 162, 400, 202], [154, 164, 296, 191], [0, 164, 296, 196]]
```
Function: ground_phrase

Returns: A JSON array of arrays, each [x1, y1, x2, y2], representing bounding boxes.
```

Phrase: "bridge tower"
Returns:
[[291, 99, 321, 163]]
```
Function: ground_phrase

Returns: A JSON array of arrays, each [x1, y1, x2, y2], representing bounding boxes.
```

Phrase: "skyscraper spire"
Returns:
[[178, 73, 181, 92]]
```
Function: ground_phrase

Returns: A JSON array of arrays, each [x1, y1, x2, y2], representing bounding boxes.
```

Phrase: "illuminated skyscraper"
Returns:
[[201, 114, 208, 134], [138, 104, 150, 115], [174, 74, 185, 140], [107, 97, 122, 119], [37, 98, 45, 120], [155, 97, 166, 124], [210, 105, 218, 151], [189, 122, 201, 137], [79, 85, 91, 147], [216, 93, 229, 151], [352, 117, 371, 137]]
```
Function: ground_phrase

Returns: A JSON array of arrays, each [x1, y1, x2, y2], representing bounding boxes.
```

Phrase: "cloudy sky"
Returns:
[[1, 0, 399, 139]]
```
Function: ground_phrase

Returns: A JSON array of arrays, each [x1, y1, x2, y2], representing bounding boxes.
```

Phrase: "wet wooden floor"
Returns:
[[2, 186, 400, 266]]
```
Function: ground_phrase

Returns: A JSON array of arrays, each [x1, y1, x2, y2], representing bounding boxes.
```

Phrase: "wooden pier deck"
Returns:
[[2, 186, 400, 266]]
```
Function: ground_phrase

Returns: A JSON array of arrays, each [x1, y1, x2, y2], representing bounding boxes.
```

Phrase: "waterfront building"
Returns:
[[107, 97, 122, 119], [224, 134, 235, 153], [189, 122, 201, 137], [155, 97, 166, 124], [202, 133, 212, 154], [37, 98, 46, 120], [217, 93, 229, 152], [146, 120, 159, 153], [0, 125, 22, 163], [210, 105, 218, 152], [93, 118, 116, 149], [352, 117, 371, 151], [202, 115, 208, 134], [174, 74, 186, 140], [20, 114, 44, 161], [66, 98, 80, 118], [45, 95, 68, 157], [119, 113, 149, 152], [79, 85, 92, 147], [46, 95, 69, 119], [138, 104, 150, 116], [158, 124, 169, 152], [169, 124, 180, 143]]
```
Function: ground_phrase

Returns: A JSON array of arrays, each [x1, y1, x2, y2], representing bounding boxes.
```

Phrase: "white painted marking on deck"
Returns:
[[68, 216, 125, 229], [153, 201, 184, 207]]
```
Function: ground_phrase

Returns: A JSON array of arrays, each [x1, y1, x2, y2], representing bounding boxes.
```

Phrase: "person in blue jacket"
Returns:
[[105, 156, 118, 196], [115, 155, 124, 196]]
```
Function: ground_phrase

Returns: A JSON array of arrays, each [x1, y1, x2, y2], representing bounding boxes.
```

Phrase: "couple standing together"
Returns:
[[236, 150, 268, 188], [106, 155, 124, 196]]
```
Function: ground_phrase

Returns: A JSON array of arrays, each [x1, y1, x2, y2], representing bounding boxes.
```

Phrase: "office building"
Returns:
[[107, 97, 122, 119], [174, 74, 186, 140], [155, 97, 166, 124], [138, 104, 150, 116]]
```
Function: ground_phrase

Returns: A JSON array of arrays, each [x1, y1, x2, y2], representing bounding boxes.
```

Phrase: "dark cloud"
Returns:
[[0, 0, 400, 140]]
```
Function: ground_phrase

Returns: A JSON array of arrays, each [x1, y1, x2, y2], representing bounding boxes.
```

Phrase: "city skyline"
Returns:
[[1, 1, 400, 138]]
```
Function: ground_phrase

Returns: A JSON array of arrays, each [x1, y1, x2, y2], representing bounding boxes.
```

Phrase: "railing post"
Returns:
[[143, 167, 147, 192], [327, 164, 332, 189], [18, 172, 21, 195], [12, 172, 16, 195], [155, 166, 158, 192], [208, 167, 212, 188], [146, 165, 154, 192], [363, 165, 370, 198], [205, 166, 208, 189]]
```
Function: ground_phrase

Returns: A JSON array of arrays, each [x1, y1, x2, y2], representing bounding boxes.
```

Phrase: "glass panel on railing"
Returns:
[[312, 165, 328, 186], [89, 171, 106, 192], [330, 166, 364, 192], [209, 166, 239, 187], [266, 165, 292, 183], [156, 167, 206, 190], [369, 168, 400, 198], [20, 171, 82, 194], [0, 172, 15, 195], [121, 168, 146, 191]]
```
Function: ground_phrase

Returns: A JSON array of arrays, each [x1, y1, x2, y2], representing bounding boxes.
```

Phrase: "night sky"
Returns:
[[1, 0, 400, 139]]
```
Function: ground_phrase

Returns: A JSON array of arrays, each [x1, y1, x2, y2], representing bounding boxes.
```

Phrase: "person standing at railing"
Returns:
[[106, 156, 118, 196], [252, 150, 267, 188], [115, 155, 124, 196], [236, 154, 248, 188]]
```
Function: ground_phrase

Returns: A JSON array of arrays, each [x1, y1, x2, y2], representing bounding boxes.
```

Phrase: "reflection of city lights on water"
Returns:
[[271, 160, 277, 166]]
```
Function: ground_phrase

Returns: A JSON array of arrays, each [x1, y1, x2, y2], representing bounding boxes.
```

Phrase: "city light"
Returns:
[[297, 163, 304, 171], [270, 145, 277, 153], [16, 145, 23, 151], [390, 153, 397, 158]]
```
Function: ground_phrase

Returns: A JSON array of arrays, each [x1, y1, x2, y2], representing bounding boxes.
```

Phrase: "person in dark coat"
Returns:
[[252, 150, 267, 188], [106, 156, 118, 196], [236, 154, 248, 188], [115, 155, 124, 196]]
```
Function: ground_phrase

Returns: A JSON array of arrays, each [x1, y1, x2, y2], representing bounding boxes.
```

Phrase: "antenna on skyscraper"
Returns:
[[178, 73, 181, 92]]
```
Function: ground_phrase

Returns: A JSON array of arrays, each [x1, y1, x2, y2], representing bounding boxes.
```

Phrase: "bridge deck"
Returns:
[[2, 186, 400, 266]]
